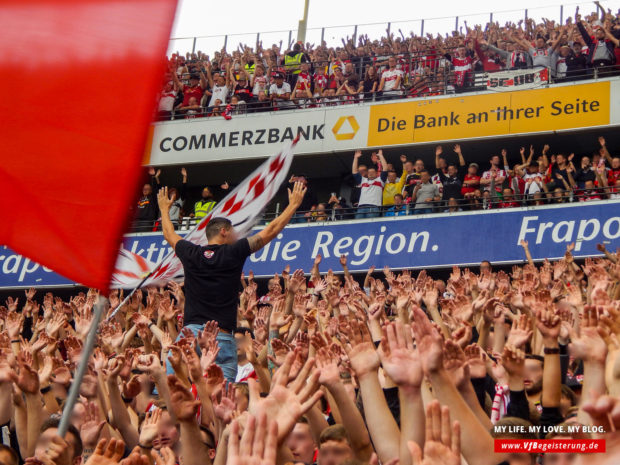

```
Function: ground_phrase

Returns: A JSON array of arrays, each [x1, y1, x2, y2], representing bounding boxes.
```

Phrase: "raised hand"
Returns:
[[442, 340, 469, 390], [167, 375, 201, 422], [506, 314, 532, 349], [411, 307, 444, 375], [501, 345, 525, 379], [213, 382, 237, 425], [135, 354, 162, 376], [227, 412, 278, 465], [569, 306, 608, 364], [464, 344, 487, 379], [13, 355, 39, 394], [139, 409, 162, 448], [287, 181, 307, 210], [249, 354, 322, 442], [315, 347, 341, 387], [80, 401, 107, 449], [84, 439, 126, 465], [6, 312, 24, 339], [342, 319, 380, 377], [378, 321, 423, 388], [157, 187, 174, 213], [407, 400, 461, 465], [197, 320, 219, 349], [534, 307, 561, 346], [200, 339, 220, 372]]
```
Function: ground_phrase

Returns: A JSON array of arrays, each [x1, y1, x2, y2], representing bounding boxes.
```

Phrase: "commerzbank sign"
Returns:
[[146, 78, 620, 166]]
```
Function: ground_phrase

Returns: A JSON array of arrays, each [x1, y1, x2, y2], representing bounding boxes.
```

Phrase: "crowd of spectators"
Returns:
[[0, 236, 619, 465], [157, 4, 620, 120], [134, 135, 619, 229]]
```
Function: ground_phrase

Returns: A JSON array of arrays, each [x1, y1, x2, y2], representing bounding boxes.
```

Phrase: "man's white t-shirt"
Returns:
[[236, 362, 255, 383], [208, 84, 229, 107], [481, 169, 507, 192], [523, 173, 543, 194], [269, 82, 294, 107], [358, 176, 385, 206], [158, 90, 177, 112], [381, 69, 403, 92]]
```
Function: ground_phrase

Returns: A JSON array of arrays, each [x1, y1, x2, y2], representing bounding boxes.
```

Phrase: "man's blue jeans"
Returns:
[[355, 205, 380, 219], [165, 323, 238, 383]]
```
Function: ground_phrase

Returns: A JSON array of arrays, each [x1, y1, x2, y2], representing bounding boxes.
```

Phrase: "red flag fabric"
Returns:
[[0, 0, 177, 293]]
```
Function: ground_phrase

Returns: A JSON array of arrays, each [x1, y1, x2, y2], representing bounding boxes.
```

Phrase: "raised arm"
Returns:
[[157, 187, 183, 249], [519, 240, 535, 266], [412, 307, 506, 465], [454, 144, 465, 166], [316, 347, 373, 462], [344, 321, 401, 463], [434, 145, 443, 170], [247, 182, 306, 253], [352, 150, 362, 174], [599, 136, 613, 164], [377, 149, 388, 173]]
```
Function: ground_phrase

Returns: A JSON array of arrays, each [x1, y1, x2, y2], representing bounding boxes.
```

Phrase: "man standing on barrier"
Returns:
[[157, 182, 307, 382]]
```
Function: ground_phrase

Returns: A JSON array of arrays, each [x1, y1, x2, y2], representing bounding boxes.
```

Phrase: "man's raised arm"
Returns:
[[247, 181, 306, 253], [158, 187, 183, 249]]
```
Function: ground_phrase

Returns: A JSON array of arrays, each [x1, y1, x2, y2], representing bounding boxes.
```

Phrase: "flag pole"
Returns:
[[105, 271, 154, 322], [57, 295, 107, 438]]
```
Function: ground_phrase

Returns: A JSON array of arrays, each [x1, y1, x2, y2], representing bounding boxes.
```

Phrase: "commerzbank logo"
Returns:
[[331, 116, 359, 140]]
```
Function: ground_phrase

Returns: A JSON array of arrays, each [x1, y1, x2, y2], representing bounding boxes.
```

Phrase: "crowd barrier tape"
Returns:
[[146, 79, 620, 165], [0, 201, 618, 289]]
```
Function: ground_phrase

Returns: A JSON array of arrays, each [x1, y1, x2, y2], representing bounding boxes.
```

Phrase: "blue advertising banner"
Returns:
[[1, 201, 619, 289]]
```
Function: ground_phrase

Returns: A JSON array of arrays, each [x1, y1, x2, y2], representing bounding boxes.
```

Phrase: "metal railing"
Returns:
[[157, 63, 618, 122], [130, 187, 619, 232], [168, 2, 608, 55]]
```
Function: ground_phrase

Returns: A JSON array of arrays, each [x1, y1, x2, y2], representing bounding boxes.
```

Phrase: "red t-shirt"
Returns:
[[497, 201, 520, 209], [461, 174, 481, 195], [295, 72, 312, 91], [608, 168, 620, 185], [182, 84, 204, 106], [578, 189, 602, 201]]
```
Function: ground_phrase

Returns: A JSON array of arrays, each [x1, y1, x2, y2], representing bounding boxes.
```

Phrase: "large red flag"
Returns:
[[0, 0, 177, 293]]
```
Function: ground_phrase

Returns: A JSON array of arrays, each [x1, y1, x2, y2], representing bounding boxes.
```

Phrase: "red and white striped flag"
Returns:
[[110, 140, 296, 288]]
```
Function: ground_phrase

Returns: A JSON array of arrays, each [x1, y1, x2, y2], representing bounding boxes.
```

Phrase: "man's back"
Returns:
[[175, 238, 251, 331]]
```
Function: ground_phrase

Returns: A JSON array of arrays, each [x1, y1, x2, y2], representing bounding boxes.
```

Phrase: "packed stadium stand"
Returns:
[[1, 5, 620, 465]]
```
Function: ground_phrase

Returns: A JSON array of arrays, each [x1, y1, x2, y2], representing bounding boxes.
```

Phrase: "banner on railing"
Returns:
[[146, 79, 617, 165], [0, 201, 618, 288], [474, 67, 549, 91]]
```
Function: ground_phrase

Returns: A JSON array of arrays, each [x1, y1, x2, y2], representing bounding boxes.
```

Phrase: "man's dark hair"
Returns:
[[40, 416, 83, 458], [387, 170, 397, 175], [0, 445, 19, 465], [394, 193, 404, 200], [293, 43, 301, 52], [234, 327, 254, 339], [205, 217, 232, 240], [447, 163, 457, 169]]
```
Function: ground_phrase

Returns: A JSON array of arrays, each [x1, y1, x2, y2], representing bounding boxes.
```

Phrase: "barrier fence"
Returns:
[[1, 200, 618, 288]]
